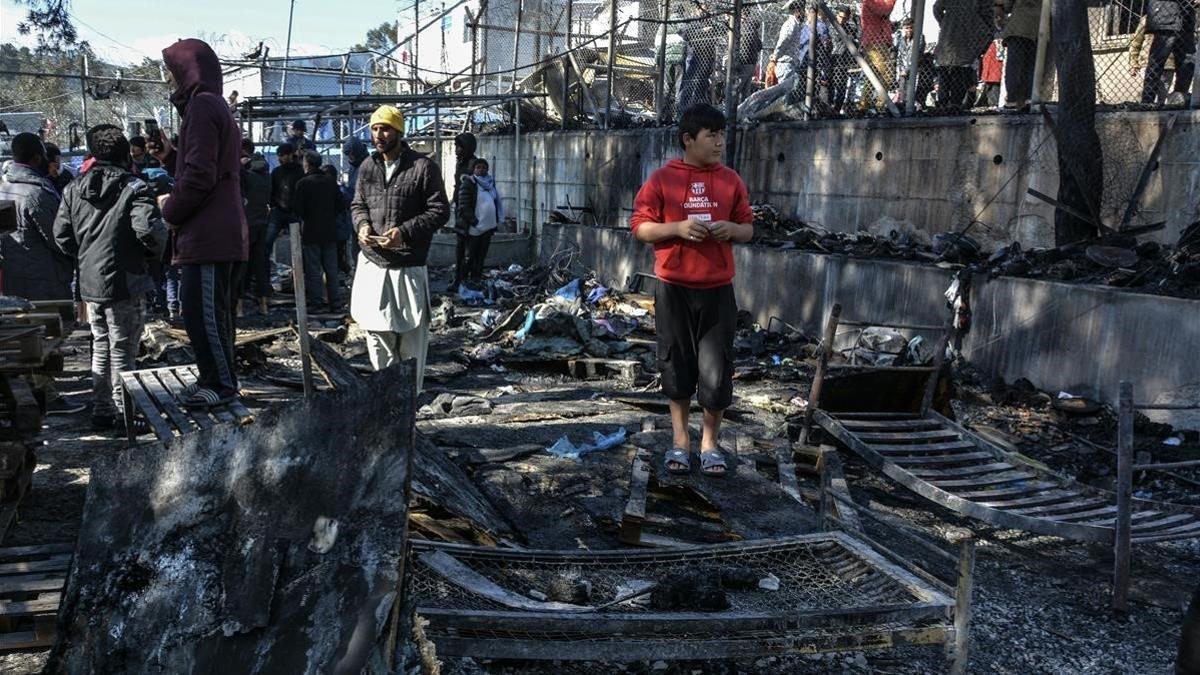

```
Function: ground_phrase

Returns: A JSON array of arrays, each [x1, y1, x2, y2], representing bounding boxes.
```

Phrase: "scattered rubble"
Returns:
[[753, 203, 1200, 299]]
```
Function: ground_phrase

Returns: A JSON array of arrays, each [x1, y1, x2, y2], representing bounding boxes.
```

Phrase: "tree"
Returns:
[[15, 0, 78, 49], [353, 21, 399, 54]]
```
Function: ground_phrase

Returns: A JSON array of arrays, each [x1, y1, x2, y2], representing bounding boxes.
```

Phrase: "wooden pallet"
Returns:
[[0, 376, 41, 439], [0, 442, 35, 545], [119, 365, 255, 443], [0, 327, 45, 364], [0, 542, 71, 651], [814, 410, 1200, 545]]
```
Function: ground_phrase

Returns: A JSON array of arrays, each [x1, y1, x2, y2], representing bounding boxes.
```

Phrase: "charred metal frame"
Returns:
[[409, 533, 958, 662]]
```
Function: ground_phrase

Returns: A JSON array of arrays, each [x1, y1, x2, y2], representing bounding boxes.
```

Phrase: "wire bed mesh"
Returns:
[[408, 536, 936, 614]]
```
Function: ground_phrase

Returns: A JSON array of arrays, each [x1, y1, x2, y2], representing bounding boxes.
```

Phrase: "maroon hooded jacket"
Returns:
[[160, 39, 248, 266]]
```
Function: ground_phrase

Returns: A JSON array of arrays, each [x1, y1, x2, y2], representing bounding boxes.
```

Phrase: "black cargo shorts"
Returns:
[[654, 280, 736, 411]]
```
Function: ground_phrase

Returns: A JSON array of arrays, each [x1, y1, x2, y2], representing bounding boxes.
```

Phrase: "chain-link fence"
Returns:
[[451, 0, 1200, 125]]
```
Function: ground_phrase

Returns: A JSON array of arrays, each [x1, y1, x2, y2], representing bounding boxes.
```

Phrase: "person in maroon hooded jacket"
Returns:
[[151, 38, 249, 408]]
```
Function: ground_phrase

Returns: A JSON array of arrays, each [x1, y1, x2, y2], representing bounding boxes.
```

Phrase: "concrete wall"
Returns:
[[478, 110, 1200, 252], [543, 223, 1200, 428]]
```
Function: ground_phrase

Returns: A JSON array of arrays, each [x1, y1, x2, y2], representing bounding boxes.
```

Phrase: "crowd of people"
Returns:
[[0, 37, 474, 435], [664, 0, 1196, 116]]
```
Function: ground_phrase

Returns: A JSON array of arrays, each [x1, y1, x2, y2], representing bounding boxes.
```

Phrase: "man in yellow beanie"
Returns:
[[349, 105, 449, 390]]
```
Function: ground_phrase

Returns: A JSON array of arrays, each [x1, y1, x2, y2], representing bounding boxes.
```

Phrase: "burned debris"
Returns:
[[48, 364, 418, 674]]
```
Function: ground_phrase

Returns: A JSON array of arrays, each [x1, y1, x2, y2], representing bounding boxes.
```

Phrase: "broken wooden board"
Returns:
[[619, 452, 652, 545], [308, 337, 363, 391], [160, 325, 293, 348], [412, 434, 515, 545], [48, 363, 418, 673], [645, 440, 823, 540]]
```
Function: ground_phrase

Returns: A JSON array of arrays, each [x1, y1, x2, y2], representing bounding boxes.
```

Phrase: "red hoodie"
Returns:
[[630, 159, 753, 289]]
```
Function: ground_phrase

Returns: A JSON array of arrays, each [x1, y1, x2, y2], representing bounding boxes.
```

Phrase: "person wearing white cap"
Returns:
[[349, 105, 450, 391]]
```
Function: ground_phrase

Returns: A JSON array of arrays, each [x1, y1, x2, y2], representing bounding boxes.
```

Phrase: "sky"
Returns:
[[1, 0, 401, 66]]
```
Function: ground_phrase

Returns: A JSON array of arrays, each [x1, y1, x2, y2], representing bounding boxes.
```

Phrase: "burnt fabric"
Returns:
[[654, 281, 736, 411]]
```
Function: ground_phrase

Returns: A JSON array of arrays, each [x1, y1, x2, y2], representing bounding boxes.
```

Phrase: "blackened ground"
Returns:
[[1, 265, 1194, 674]]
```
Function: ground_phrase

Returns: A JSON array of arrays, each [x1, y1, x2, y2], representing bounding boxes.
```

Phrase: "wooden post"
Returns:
[[1030, 0, 1052, 106], [604, 0, 618, 128], [904, 0, 926, 114], [289, 222, 315, 399], [920, 314, 955, 415], [950, 536, 975, 675], [818, 449, 833, 530], [800, 303, 841, 446], [1113, 380, 1134, 611]]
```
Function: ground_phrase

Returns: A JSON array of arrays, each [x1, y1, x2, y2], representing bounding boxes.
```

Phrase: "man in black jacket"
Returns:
[[240, 139, 272, 314], [52, 125, 167, 432], [1141, 0, 1196, 104], [449, 132, 477, 291], [293, 150, 344, 312], [349, 105, 449, 390], [268, 142, 304, 262]]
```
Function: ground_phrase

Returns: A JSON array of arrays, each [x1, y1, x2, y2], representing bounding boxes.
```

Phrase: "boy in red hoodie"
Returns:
[[631, 104, 754, 477]]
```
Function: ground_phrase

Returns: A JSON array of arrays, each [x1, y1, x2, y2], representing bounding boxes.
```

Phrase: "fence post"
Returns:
[[512, 0, 524, 92], [414, 0, 421, 93], [1113, 380, 1134, 612], [563, 0, 573, 129], [80, 55, 89, 130], [1030, 0, 1052, 106], [655, 0, 670, 125], [805, 6, 816, 115], [723, 0, 744, 166], [1191, 39, 1200, 108], [515, 96, 523, 232], [904, 0, 926, 114], [434, 98, 441, 168], [605, 0, 619, 129]]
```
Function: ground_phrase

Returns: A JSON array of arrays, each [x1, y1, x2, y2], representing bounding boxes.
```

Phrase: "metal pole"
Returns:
[[512, 0, 524, 92], [1113, 380, 1134, 612], [414, 0, 421, 93], [80, 55, 89, 130], [605, 0, 618, 128], [515, 96, 523, 231], [654, 0, 669, 125], [805, 6, 816, 115], [1191, 36, 1200, 108], [723, 0, 744, 165], [1030, 0, 1052, 106], [282, 0, 296, 95], [905, 0, 926, 115], [950, 537, 975, 675], [471, 6, 480, 97], [563, 0, 574, 130], [434, 98, 441, 167], [288, 221, 315, 399]]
